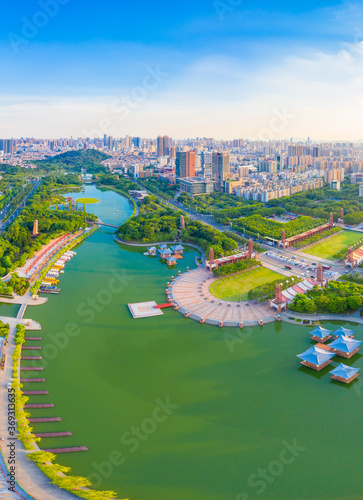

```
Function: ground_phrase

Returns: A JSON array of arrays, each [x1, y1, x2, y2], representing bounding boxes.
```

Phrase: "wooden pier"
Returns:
[[20, 367, 44, 371], [20, 378, 45, 383], [28, 417, 61, 423], [21, 356, 42, 360], [24, 404, 54, 409], [41, 446, 88, 453], [24, 337, 42, 341], [23, 391, 49, 395], [35, 432, 72, 438], [22, 346, 42, 350]]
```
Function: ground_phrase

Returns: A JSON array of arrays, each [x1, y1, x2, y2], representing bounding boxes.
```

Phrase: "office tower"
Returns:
[[217, 152, 231, 184], [132, 137, 141, 148], [176, 150, 196, 178], [103, 134, 108, 147], [108, 136, 113, 150]]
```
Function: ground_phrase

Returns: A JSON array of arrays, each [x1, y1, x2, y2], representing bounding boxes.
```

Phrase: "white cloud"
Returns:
[[2, 41, 363, 140]]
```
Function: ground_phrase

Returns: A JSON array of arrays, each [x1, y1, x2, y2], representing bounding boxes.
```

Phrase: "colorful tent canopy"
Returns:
[[310, 326, 332, 338], [329, 335, 362, 353], [330, 363, 360, 379], [297, 345, 335, 366], [334, 326, 355, 337]]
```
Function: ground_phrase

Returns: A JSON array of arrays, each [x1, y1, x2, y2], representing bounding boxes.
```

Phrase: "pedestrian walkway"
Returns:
[[169, 268, 276, 327]]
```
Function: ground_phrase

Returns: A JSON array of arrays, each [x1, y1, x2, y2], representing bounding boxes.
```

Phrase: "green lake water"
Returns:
[[0, 303, 20, 318], [23, 185, 363, 500]]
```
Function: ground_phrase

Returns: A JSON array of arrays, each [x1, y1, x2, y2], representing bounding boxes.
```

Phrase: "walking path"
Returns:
[[0, 321, 79, 500], [281, 311, 363, 326], [168, 268, 276, 327]]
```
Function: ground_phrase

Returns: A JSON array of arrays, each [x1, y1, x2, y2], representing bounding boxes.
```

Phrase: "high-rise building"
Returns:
[[176, 150, 196, 178], [157, 136, 170, 157], [217, 152, 231, 184], [0, 139, 15, 154]]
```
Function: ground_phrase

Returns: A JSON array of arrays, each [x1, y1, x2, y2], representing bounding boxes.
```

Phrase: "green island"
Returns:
[[75, 197, 100, 204]]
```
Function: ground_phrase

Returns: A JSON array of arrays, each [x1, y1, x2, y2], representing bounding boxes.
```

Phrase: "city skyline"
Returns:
[[1, 1, 363, 139]]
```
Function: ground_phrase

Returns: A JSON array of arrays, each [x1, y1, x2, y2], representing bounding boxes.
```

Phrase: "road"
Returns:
[[138, 183, 356, 281], [0, 181, 41, 233]]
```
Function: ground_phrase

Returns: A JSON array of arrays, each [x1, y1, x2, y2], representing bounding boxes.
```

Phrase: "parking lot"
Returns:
[[263, 250, 340, 279]]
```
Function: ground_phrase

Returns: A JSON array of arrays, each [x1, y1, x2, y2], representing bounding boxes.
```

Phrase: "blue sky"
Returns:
[[1, 0, 363, 139]]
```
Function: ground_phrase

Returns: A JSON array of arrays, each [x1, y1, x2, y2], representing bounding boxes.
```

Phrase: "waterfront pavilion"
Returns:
[[328, 335, 362, 359], [297, 345, 335, 371], [171, 245, 185, 255], [330, 363, 360, 384], [333, 326, 355, 339], [310, 326, 332, 343], [159, 248, 172, 259], [145, 247, 157, 256], [167, 256, 177, 266], [159, 244, 169, 250]]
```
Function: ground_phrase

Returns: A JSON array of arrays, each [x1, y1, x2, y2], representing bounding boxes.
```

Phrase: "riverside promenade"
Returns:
[[0, 297, 78, 500], [168, 268, 277, 327]]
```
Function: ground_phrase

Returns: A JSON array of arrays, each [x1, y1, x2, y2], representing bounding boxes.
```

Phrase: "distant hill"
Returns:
[[32, 149, 110, 173]]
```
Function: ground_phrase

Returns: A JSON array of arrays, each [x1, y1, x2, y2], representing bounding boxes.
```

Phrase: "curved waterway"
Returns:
[[25, 185, 363, 500]]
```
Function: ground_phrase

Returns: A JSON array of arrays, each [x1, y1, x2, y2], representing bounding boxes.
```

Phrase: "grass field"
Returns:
[[76, 197, 99, 204], [303, 231, 363, 260], [209, 267, 282, 301]]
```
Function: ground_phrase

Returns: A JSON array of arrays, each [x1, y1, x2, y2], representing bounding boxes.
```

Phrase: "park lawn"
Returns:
[[303, 231, 363, 260], [76, 197, 99, 204], [209, 266, 282, 301]]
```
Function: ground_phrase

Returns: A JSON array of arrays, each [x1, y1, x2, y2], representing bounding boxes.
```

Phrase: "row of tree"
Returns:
[[233, 214, 326, 239], [289, 281, 363, 313]]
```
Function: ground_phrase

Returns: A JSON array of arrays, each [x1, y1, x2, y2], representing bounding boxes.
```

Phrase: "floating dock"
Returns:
[[24, 404, 54, 409], [28, 417, 61, 423], [35, 432, 72, 438], [41, 447, 88, 453], [24, 337, 42, 341], [20, 367, 44, 371], [23, 391, 49, 395], [128, 301, 164, 319], [22, 346, 42, 350], [20, 378, 45, 383]]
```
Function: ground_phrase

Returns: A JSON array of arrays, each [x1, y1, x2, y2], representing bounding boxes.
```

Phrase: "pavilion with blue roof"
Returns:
[[171, 244, 185, 255], [333, 326, 355, 339], [330, 363, 360, 384], [159, 244, 169, 250], [145, 246, 157, 256], [297, 345, 335, 371], [328, 335, 362, 359], [159, 248, 172, 259], [166, 256, 177, 266], [310, 326, 332, 343]]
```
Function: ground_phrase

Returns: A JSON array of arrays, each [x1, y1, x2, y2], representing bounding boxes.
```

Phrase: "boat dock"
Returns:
[[41, 447, 88, 453], [28, 417, 62, 423], [24, 404, 54, 409], [35, 432, 72, 438]]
